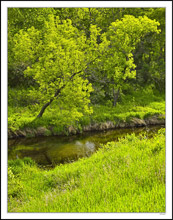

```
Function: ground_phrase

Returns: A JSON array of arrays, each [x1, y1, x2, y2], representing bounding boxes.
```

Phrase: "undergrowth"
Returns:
[[8, 88, 165, 134]]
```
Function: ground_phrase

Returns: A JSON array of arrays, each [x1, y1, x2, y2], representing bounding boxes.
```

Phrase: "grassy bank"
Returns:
[[8, 128, 165, 212], [8, 88, 165, 136]]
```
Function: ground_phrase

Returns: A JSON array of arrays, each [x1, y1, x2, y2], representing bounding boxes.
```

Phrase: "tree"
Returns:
[[12, 13, 161, 118], [9, 8, 165, 95], [12, 15, 100, 119], [92, 15, 161, 106]]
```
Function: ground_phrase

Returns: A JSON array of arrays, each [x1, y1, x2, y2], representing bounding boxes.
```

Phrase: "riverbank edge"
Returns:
[[8, 114, 165, 139]]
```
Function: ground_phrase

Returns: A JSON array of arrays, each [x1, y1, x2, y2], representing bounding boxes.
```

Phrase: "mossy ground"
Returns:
[[8, 128, 165, 212]]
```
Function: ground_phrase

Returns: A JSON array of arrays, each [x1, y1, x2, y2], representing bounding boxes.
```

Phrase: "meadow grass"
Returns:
[[8, 128, 165, 212]]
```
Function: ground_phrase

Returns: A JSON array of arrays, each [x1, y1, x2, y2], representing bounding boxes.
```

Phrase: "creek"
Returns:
[[8, 125, 164, 168]]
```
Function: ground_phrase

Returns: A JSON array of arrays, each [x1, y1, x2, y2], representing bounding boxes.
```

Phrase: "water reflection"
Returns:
[[8, 125, 164, 167]]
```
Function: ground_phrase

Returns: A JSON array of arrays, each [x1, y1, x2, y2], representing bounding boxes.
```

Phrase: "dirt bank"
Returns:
[[8, 115, 165, 139]]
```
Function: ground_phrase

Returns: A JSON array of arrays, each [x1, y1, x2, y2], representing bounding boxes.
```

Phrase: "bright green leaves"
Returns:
[[85, 25, 102, 62], [89, 25, 101, 47], [107, 15, 160, 54], [100, 15, 160, 87], [12, 13, 161, 118], [13, 26, 41, 65], [13, 15, 96, 118], [55, 76, 93, 116]]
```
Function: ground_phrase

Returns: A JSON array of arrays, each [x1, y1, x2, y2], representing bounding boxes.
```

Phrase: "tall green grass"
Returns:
[[8, 128, 165, 212]]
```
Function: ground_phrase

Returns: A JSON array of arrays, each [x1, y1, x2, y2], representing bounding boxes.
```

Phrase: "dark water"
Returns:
[[8, 125, 164, 168]]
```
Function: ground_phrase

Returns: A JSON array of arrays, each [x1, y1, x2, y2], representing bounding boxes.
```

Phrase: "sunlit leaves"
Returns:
[[100, 15, 160, 88], [13, 15, 97, 119], [12, 12, 161, 119]]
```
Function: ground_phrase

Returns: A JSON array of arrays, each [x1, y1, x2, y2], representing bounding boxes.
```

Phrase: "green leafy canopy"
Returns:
[[12, 14, 160, 118]]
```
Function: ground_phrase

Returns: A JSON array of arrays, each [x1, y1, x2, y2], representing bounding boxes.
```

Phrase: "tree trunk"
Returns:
[[36, 99, 53, 118], [113, 87, 120, 107], [36, 88, 62, 118], [36, 83, 67, 118]]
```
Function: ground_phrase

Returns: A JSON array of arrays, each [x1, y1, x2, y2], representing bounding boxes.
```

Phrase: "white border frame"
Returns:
[[1, 1, 172, 219]]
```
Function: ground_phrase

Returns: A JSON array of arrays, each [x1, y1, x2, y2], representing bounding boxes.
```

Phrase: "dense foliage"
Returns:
[[8, 8, 165, 126]]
